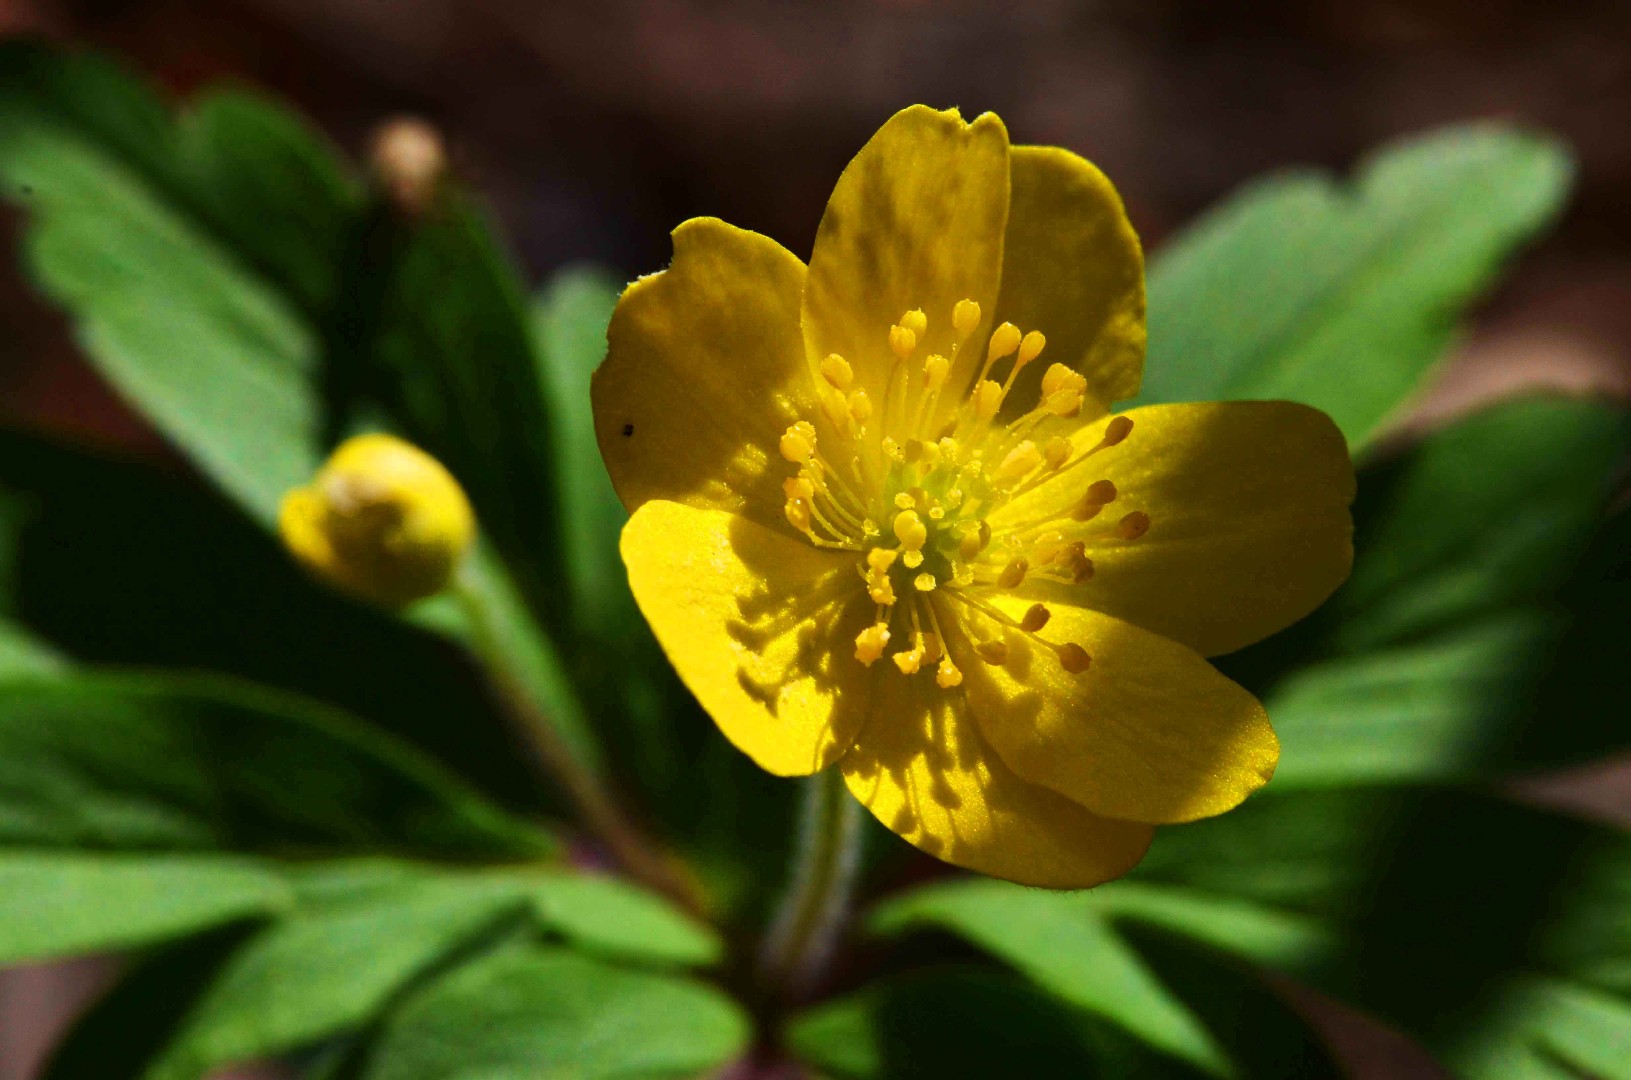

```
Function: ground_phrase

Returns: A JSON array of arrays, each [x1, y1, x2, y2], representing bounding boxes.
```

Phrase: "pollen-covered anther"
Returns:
[[997, 557, 1028, 589], [784, 497, 812, 534], [1043, 436, 1073, 471], [783, 476, 815, 501], [973, 380, 1004, 420], [1057, 643, 1092, 674], [936, 658, 963, 688], [952, 298, 981, 339], [1020, 603, 1051, 633], [994, 441, 1042, 486], [914, 572, 937, 592], [1039, 363, 1087, 417], [892, 642, 926, 674], [820, 353, 854, 389], [889, 324, 918, 360], [864, 547, 898, 605], [1117, 511, 1152, 541], [901, 308, 928, 337], [975, 639, 1009, 665], [923, 353, 950, 392], [779, 421, 817, 464], [894, 509, 928, 569], [855, 623, 891, 666]]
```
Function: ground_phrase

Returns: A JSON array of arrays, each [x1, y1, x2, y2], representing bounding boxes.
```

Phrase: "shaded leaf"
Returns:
[[1139, 124, 1571, 448], [0, 852, 289, 966], [0, 672, 551, 857], [360, 947, 751, 1080]]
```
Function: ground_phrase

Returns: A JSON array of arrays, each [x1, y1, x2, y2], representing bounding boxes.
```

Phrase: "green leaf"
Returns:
[[0, 42, 356, 523], [871, 880, 1233, 1075], [788, 969, 1195, 1079], [0, 427, 545, 809], [532, 267, 628, 640], [0, 851, 290, 966], [508, 867, 722, 967], [0, 618, 64, 678], [1233, 397, 1631, 786], [361, 947, 751, 1080], [0, 671, 551, 857], [146, 875, 528, 1080], [1139, 124, 1572, 448], [1444, 977, 1631, 1080]]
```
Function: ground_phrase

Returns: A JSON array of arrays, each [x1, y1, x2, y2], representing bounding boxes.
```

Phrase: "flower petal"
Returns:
[[992, 145, 1146, 413], [593, 217, 810, 528], [993, 400, 1355, 657], [621, 500, 870, 776], [803, 106, 1010, 433], [949, 595, 1277, 825], [839, 651, 1154, 889]]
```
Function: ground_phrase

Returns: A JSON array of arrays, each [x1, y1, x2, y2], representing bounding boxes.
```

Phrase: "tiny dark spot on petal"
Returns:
[[622, 423, 634, 437]]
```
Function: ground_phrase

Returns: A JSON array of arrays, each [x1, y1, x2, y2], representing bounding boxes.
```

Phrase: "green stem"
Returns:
[[758, 766, 865, 1004], [451, 560, 701, 915]]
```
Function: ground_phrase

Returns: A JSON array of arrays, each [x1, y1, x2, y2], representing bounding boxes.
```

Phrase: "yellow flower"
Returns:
[[280, 434, 475, 607], [593, 106, 1354, 888]]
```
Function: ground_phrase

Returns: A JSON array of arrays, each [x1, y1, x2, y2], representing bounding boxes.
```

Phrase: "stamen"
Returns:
[[1117, 511, 1151, 540], [953, 299, 981, 339], [893, 508, 928, 569], [994, 441, 1041, 486], [900, 308, 928, 338], [997, 558, 1028, 589], [1043, 436, 1072, 470], [821, 354, 854, 389], [855, 621, 891, 665], [779, 421, 817, 464], [913, 572, 937, 592], [1057, 642, 1092, 673], [889, 324, 918, 360], [1020, 603, 1051, 633], [975, 639, 1009, 665]]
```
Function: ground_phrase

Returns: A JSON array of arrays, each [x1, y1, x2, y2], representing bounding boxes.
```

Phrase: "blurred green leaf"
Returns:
[[145, 875, 527, 1080], [507, 867, 722, 967], [532, 267, 628, 639], [43, 924, 259, 1080], [1249, 397, 1631, 785], [0, 427, 547, 810], [0, 852, 290, 966], [0, 42, 357, 523], [788, 969, 1197, 1079], [0, 671, 551, 857], [871, 880, 1233, 1075], [360, 947, 751, 1079], [1139, 124, 1572, 449]]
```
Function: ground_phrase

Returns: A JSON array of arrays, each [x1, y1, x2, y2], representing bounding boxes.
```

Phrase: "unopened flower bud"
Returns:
[[369, 116, 447, 218], [279, 434, 475, 607]]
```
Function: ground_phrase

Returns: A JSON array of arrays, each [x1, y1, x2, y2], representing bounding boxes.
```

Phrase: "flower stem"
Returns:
[[451, 560, 701, 915], [758, 766, 865, 1004]]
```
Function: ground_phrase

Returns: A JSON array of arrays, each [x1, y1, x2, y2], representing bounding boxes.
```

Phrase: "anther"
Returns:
[[889, 324, 918, 360], [847, 388, 873, 423], [973, 380, 1004, 420], [821, 354, 853, 389], [785, 499, 812, 533], [901, 309, 928, 337], [894, 509, 928, 568], [1057, 643, 1092, 674], [975, 639, 1009, 665], [1020, 603, 1051, 633], [986, 322, 1021, 362], [1043, 436, 1072, 470], [957, 520, 991, 561], [1117, 511, 1151, 540], [936, 658, 964, 688], [1101, 415, 1134, 446], [1072, 479, 1118, 521], [855, 623, 891, 665], [923, 353, 950, 392], [952, 299, 981, 338], [997, 557, 1028, 589], [783, 476, 815, 501], [1016, 330, 1046, 367], [995, 441, 1041, 486], [779, 421, 817, 464], [892, 642, 925, 674], [914, 573, 937, 592]]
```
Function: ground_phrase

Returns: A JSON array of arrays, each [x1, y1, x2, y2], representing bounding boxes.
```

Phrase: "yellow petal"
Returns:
[[994, 401, 1355, 657], [992, 145, 1146, 415], [621, 500, 871, 776], [949, 595, 1277, 825], [802, 106, 1010, 434], [593, 217, 810, 528], [840, 645, 1154, 889]]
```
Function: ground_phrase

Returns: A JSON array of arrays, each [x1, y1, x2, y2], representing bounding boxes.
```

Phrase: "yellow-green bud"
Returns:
[[279, 434, 474, 607]]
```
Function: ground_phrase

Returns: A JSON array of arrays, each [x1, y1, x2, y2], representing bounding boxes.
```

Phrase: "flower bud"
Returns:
[[279, 434, 475, 607], [369, 116, 447, 217]]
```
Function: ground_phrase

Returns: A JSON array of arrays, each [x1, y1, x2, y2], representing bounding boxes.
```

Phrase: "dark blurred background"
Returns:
[[2, 1, 1629, 1076]]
